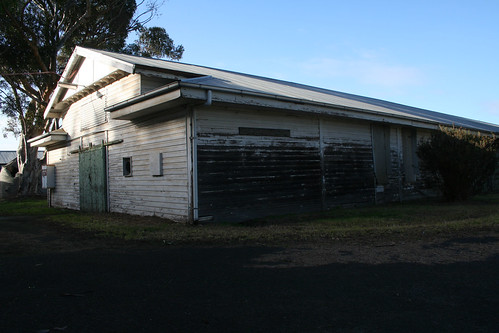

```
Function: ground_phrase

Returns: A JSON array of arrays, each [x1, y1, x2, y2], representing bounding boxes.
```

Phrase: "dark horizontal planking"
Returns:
[[198, 175, 322, 188], [197, 139, 382, 220], [197, 141, 322, 219], [197, 143, 318, 152], [323, 143, 375, 205]]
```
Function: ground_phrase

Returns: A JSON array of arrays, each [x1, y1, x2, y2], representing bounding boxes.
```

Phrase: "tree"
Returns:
[[0, 0, 183, 195], [416, 126, 498, 201], [124, 26, 184, 59]]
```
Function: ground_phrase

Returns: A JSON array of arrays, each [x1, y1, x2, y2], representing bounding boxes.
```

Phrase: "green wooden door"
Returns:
[[79, 146, 107, 212]]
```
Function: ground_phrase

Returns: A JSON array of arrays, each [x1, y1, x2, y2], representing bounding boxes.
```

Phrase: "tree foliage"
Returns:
[[416, 126, 498, 201], [0, 0, 183, 195], [124, 26, 184, 59]]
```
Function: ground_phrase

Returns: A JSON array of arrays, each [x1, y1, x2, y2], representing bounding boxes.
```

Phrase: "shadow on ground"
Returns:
[[1, 246, 498, 332]]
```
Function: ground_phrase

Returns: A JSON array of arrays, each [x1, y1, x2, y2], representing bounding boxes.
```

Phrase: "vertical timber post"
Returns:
[[319, 117, 326, 210], [187, 107, 199, 222]]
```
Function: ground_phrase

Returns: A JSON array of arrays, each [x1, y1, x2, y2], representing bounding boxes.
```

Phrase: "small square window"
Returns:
[[123, 157, 132, 177]]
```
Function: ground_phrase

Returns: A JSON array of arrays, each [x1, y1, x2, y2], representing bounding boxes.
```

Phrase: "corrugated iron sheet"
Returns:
[[0, 151, 17, 165], [0, 151, 44, 165]]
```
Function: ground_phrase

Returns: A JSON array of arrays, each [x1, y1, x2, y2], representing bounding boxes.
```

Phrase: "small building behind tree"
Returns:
[[29, 47, 499, 222], [0, 150, 45, 199]]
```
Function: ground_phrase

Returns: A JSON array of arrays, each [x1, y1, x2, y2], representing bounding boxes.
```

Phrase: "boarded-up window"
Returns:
[[372, 124, 391, 185], [239, 127, 290, 137], [402, 128, 418, 183], [149, 152, 163, 176]]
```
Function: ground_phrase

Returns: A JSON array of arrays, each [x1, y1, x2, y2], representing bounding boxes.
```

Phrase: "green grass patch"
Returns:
[[0, 197, 64, 216], [1, 194, 498, 245]]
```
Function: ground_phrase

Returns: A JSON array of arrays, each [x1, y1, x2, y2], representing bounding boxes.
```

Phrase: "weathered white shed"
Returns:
[[30, 47, 499, 222]]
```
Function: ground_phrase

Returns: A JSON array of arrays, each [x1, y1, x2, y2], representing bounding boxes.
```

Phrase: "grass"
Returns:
[[1, 194, 498, 245], [0, 197, 65, 216]]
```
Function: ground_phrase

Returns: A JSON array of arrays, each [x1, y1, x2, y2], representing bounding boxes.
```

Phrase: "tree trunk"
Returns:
[[16, 134, 44, 196]]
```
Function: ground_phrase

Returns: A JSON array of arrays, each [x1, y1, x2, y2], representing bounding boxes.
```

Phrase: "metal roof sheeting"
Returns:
[[0, 151, 44, 165], [0, 151, 17, 165], [76, 48, 499, 133]]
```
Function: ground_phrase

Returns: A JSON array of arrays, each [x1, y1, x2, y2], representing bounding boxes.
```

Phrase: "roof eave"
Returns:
[[44, 47, 136, 119], [177, 83, 442, 130], [105, 81, 441, 130], [106, 82, 192, 120], [180, 83, 499, 133]]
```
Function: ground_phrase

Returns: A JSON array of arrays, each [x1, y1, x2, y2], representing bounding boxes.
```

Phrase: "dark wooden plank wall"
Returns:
[[324, 143, 375, 206], [196, 111, 380, 221], [375, 148, 403, 204], [196, 109, 433, 222], [197, 138, 322, 221], [321, 119, 376, 207], [399, 128, 438, 200]]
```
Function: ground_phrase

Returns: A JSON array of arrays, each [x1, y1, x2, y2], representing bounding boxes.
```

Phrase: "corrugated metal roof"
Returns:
[[0, 151, 45, 165], [80, 48, 499, 133], [0, 151, 17, 165]]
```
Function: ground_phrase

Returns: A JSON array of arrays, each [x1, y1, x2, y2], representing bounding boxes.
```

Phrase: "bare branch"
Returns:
[[130, 0, 161, 31], [1, 74, 45, 107], [57, 0, 92, 50], [18, 76, 40, 98], [32, 0, 48, 13]]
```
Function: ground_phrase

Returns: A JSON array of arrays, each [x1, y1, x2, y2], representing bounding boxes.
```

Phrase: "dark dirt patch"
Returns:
[[1, 216, 498, 332], [0, 216, 135, 256]]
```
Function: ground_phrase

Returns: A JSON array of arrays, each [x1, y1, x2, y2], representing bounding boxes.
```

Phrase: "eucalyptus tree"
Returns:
[[0, 0, 183, 195]]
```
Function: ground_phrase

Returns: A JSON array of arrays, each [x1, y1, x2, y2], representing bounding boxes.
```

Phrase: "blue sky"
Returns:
[[1, 0, 498, 149]]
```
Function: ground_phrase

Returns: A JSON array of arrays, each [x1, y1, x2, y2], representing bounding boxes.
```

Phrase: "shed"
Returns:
[[0, 150, 45, 199], [30, 47, 499, 222], [0, 150, 45, 170], [0, 151, 17, 170]]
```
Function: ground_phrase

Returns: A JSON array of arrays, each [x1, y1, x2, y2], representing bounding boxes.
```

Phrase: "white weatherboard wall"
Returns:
[[48, 112, 191, 221], [47, 72, 142, 210], [47, 69, 191, 222], [47, 143, 80, 210], [107, 111, 190, 221], [61, 74, 141, 138]]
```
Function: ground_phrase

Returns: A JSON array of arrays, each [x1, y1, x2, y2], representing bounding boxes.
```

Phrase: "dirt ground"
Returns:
[[1, 215, 498, 332]]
